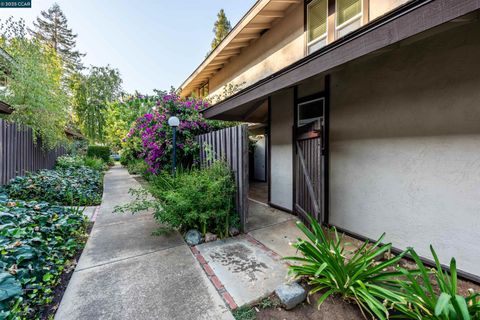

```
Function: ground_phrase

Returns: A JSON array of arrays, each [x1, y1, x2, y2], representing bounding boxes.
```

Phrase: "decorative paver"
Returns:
[[194, 235, 289, 308]]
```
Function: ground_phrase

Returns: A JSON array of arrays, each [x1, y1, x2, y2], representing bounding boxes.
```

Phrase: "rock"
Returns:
[[275, 282, 307, 310], [228, 226, 240, 237], [185, 229, 202, 246], [204, 232, 217, 243]]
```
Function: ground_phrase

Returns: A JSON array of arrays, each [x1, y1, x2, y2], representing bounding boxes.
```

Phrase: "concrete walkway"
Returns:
[[56, 166, 233, 320]]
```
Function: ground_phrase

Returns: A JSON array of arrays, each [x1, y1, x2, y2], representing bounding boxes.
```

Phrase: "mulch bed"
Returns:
[[238, 246, 480, 320], [251, 292, 364, 320], [39, 221, 94, 320]]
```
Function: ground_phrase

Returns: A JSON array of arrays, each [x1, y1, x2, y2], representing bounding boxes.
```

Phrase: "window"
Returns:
[[297, 98, 324, 127], [307, 0, 328, 54], [199, 82, 209, 98], [336, 0, 362, 38]]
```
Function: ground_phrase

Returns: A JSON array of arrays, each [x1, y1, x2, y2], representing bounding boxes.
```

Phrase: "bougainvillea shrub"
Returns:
[[122, 91, 232, 174], [4, 167, 103, 206], [0, 194, 88, 319]]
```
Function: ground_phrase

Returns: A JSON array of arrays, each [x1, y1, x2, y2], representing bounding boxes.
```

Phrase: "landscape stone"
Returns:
[[204, 232, 217, 243], [275, 282, 307, 310], [228, 226, 240, 237], [185, 229, 202, 246]]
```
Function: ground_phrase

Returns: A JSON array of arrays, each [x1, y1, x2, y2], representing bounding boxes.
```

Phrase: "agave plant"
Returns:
[[393, 246, 479, 320], [284, 216, 407, 319]]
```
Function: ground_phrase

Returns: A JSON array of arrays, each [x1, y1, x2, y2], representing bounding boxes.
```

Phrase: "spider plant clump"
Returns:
[[284, 216, 407, 320], [393, 246, 479, 320]]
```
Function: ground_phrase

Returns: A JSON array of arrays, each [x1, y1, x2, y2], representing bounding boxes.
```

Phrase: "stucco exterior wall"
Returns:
[[270, 89, 294, 210], [329, 21, 480, 276], [369, 0, 410, 20], [208, 4, 305, 98]]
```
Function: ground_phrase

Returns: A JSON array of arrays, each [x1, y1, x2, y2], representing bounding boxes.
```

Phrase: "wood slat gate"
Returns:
[[195, 124, 249, 231], [0, 119, 66, 185], [294, 98, 325, 225]]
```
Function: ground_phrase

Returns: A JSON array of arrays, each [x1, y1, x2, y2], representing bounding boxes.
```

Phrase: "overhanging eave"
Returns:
[[203, 0, 480, 120]]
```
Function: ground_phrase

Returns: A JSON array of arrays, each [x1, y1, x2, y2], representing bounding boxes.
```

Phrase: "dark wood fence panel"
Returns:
[[0, 119, 66, 185], [196, 124, 249, 231]]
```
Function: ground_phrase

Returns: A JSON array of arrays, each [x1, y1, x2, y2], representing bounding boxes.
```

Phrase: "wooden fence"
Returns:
[[196, 124, 249, 231], [0, 119, 66, 185]]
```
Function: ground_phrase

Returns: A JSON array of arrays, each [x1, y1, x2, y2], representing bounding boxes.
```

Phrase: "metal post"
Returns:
[[172, 126, 177, 176]]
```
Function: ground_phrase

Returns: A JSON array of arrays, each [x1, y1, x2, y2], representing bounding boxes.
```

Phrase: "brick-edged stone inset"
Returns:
[[221, 292, 238, 310], [245, 234, 284, 262], [210, 275, 224, 290], [190, 246, 237, 310]]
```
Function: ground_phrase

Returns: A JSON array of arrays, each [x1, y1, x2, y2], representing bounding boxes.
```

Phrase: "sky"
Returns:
[[0, 0, 256, 94]]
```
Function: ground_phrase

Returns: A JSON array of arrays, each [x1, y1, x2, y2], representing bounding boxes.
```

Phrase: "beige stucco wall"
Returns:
[[369, 0, 410, 20], [329, 21, 480, 276], [270, 89, 294, 210], [208, 4, 305, 98]]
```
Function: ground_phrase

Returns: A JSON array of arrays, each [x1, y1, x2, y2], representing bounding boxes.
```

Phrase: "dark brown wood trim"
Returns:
[[293, 86, 298, 218], [296, 131, 322, 141], [267, 96, 272, 204], [0, 101, 13, 114], [268, 202, 294, 214], [328, 223, 480, 285], [203, 0, 480, 120], [323, 74, 330, 224]]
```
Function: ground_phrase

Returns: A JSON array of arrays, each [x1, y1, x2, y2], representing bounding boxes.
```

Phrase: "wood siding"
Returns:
[[195, 125, 249, 231], [0, 119, 66, 185]]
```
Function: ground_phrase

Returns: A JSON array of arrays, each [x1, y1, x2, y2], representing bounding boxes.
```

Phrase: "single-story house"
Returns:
[[179, 0, 480, 282]]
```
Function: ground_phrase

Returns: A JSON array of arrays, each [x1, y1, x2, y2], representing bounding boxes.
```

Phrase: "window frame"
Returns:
[[306, 0, 329, 53], [335, 0, 363, 37], [297, 97, 325, 127]]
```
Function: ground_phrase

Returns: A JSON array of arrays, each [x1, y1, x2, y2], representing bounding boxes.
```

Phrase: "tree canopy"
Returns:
[[29, 3, 84, 75], [209, 9, 232, 53], [0, 18, 68, 149], [71, 65, 122, 142]]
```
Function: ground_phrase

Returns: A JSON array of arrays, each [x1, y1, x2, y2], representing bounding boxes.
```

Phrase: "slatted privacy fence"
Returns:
[[195, 124, 249, 231], [0, 119, 66, 185]]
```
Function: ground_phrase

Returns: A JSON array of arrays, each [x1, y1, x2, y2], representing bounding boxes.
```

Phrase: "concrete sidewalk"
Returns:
[[55, 166, 233, 320]]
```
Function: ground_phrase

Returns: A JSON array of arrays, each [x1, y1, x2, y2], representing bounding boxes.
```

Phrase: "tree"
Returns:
[[104, 95, 149, 152], [209, 9, 232, 53], [71, 65, 122, 142], [29, 3, 84, 74], [0, 18, 68, 149]]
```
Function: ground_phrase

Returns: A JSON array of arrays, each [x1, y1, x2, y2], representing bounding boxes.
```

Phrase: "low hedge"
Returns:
[[86, 146, 111, 163], [4, 167, 103, 206], [0, 194, 89, 319]]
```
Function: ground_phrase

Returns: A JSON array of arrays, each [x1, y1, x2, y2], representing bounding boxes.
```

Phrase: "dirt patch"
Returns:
[[240, 293, 364, 320], [39, 221, 94, 320]]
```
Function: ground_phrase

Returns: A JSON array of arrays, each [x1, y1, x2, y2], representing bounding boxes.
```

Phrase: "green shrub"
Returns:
[[84, 156, 107, 171], [126, 159, 148, 176], [115, 161, 238, 237], [56, 155, 84, 169], [5, 167, 103, 206], [232, 306, 256, 320], [0, 194, 88, 318], [393, 246, 480, 320], [285, 216, 407, 320], [86, 145, 111, 163]]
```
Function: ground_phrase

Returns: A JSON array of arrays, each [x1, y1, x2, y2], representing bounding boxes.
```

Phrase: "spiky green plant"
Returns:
[[284, 216, 407, 319], [393, 246, 479, 320]]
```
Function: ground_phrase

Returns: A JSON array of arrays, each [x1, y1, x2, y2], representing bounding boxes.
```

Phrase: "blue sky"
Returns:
[[0, 0, 256, 94]]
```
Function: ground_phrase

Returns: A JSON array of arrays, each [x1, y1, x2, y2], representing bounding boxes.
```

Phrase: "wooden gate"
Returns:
[[294, 97, 325, 224], [195, 124, 249, 231]]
